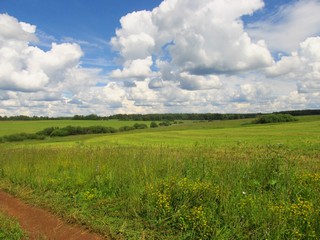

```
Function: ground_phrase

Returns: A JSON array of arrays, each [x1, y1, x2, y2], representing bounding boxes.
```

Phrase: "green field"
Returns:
[[0, 116, 319, 239], [0, 119, 158, 137]]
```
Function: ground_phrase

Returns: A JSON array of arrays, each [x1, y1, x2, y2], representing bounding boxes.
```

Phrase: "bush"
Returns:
[[105, 127, 118, 133], [119, 126, 135, 132], [2, 133, 46, 142], [3, 134, 26, 142], [36, 127, 56, 136], [253, 114, 297, 124], [159, 121, 172, 126], [50, 128, 70, 137], [150, 121, 158, 128], [85, 126, 117, 134], [49, 125, 118, 137], [25, 133, 46, 140], [133, 123, 148, 129]]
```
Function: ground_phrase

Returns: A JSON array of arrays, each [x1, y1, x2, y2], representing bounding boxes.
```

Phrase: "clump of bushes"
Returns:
[[0, 121, 176, 143], [253, 114, 297, 124], [36, 127, 56, 136], [150, 121, 158, 128], [133, 123, 148, 129], [0, 125, 119, 142], [1, 133, 45, 142], [159, 120, 172, 126], [49, 126, 118, 137], [119, 126, 136, 132]]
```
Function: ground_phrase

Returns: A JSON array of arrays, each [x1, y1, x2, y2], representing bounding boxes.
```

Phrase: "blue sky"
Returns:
[[0, 0, 319, 116], [0, 0, 293, 67], [0, 0, 163, 69]]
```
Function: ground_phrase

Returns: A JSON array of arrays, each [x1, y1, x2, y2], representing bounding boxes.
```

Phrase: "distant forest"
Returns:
[[0, 109, 319, 121]]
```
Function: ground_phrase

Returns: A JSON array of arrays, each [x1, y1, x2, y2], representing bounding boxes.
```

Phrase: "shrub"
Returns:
[[36, 127, 56, 136], [2, 133, 46, 142], [159, 121, 172, 126], [50, 128, 70, 137], [106, 127, 118, 133], [119, 126, 135, 132], [253, 114, 297, 124], [25, 133, 46, 140], [150, 121, 158, 128], [133, 123, 148, 129], [3, 134, 26, 142]]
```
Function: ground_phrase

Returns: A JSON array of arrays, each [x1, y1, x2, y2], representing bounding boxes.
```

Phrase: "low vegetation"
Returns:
[[0, 212, 26, 240], [0, 116, 319, 239], [253, 113, 297, 124], [0, 123, 150, 143]]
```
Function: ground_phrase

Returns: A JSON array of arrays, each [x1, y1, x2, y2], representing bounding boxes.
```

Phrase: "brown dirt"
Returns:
[[0, 190, 108, 240]]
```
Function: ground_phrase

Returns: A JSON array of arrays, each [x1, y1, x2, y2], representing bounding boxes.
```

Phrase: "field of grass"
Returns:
[[0, 119, 159, 137], [0, 212, 27, 240], [0, 116, 319, 239]]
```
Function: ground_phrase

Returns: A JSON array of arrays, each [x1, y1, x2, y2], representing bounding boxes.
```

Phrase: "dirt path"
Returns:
[[0, 190, 107, 240]]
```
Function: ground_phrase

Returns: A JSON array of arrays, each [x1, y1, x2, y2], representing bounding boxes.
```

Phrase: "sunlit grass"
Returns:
[[0, 212, 27, 240], [0, 120, 158, 136], [0, 115, 319, 239]]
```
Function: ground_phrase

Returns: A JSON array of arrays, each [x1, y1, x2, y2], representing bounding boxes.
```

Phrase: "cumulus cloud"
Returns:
[[0, 14, 36, 43], [0, 14, 83, 92], [247, 0, 320, 53], [110, 56, 156, 80], [1, 0, 319, 117], [266, 37, 320, 94], [0, 13, 109, 116], [110, 0, 274, 88], [110, 10, 157, 60], [231, 83, 272, 103], [179, 72, 222, 90]]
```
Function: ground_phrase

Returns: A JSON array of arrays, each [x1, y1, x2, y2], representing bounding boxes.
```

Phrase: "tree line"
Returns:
[[0, 109, 319, 121]]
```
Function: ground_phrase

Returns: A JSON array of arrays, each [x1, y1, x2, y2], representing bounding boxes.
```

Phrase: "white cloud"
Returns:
[[111, 10, 157, 60], [231, 83, 273, 103], [0, 14, 84, 92], [0, 14, 36, 43], [247, 0, 320, 53], [110, 56, 156, 80], [1, 1, 319, 117], [266, 37, 320, 94], [179, 72, 222, 90], [0, 13, 109, 116], [110, 0, 274, 87]]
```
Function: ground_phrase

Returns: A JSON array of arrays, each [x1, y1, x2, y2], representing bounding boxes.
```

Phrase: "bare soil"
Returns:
[[0, 190, 108, 240]]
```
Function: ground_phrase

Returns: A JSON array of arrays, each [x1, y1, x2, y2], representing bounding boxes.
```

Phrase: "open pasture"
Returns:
[[0, 115, 319, 239], [0, 119, 158, 137]]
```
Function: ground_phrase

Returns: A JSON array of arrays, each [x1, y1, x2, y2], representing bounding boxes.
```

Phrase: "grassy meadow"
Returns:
[[0, 116, 319, 239], [0, 119, 158, 137]]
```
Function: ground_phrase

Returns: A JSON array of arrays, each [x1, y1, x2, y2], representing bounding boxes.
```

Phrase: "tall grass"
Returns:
[[0, 142, 319, 239], [0, 212, 27, 240]]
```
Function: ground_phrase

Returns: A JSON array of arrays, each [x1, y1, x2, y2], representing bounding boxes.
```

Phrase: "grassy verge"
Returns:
[[0, 212, 27, 240]]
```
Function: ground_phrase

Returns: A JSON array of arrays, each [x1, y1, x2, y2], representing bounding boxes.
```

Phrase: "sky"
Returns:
[[0, 0, 319, 116]]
